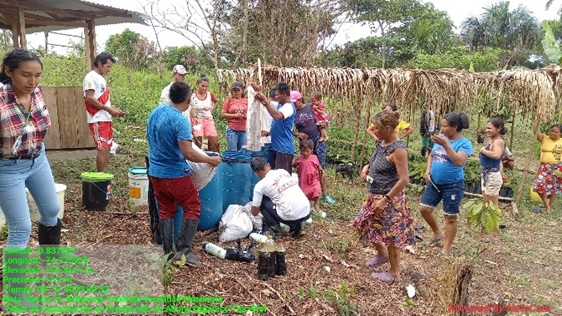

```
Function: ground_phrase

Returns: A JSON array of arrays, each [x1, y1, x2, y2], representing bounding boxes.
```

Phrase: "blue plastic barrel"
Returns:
[[198, 152, 223, 230], [262, 143, 275, 165], [219, 150, 252, 212], [242, 149, 267, 200]]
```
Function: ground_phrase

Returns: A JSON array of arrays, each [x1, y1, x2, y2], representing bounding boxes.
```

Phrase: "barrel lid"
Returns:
[[128, 167, 147, 175], [81, 172, 114, 181]]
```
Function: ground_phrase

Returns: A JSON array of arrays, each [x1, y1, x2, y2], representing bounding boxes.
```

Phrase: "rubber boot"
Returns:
[[174, 218, 201, 266], [159, 218, 174, 261], [38, 219, 77, 262], [3, 248, 40, 312]]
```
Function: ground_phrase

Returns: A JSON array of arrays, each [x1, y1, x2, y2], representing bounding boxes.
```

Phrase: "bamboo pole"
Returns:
[[509, 110, 516, 151]]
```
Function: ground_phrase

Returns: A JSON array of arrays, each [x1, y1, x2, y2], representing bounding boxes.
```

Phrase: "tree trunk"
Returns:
[[452, 264, 473, 316], [379, 21, 386, 68], [241, 0, 249, 65]]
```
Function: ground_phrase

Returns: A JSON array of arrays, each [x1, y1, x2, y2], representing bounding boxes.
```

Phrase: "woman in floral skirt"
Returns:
[[353, 110, 416, 283]]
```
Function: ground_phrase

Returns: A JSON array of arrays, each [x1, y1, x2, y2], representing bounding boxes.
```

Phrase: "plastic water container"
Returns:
[[243, 149, 267, 200], [81, 172, 114, 211], [27, 183, 67, 222], [530, 186, 542, 202], [262, 143, 275, 165], [219, 150, 252, 212], [198, 152, 224, 231], [128, 167, 149, 206]]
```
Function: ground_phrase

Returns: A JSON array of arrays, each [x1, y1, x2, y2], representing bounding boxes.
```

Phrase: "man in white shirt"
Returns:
[[83, 52, 125, 172], [250, 157, 310, 237], [159, 65, 187, 105]]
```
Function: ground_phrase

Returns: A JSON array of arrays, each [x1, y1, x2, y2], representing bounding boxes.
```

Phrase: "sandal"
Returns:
[[531, 206, 544, 214], [365, 255, 389, 268], [371, 272, 400, 284], [428, 236, 444, 246]]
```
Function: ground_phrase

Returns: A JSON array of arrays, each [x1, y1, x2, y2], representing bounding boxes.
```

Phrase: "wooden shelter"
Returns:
[[0, 0, 147, 150]]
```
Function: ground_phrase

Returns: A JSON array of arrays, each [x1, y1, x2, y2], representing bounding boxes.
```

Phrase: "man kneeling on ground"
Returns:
[[250, 157, 310, 237]]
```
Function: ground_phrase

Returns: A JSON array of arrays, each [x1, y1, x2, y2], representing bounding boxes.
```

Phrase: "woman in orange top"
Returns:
[[533, 123, 562, 213]]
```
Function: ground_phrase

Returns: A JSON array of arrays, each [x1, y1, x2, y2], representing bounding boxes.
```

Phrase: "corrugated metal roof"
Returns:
[[0, 0, 148, 34]]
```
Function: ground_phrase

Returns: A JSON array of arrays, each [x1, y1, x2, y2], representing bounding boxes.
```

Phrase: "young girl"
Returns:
[[293, 139, 323, 212], [189, 75, 219, 152], [310, 91, 330, 142]]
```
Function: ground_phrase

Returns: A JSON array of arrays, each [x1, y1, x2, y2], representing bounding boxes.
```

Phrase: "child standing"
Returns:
[[293, 139, 323, 212], [310, 91, 330, 142]]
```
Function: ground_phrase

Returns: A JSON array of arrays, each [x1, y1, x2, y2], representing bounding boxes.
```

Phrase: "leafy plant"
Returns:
[[324, 283, 359, 316], [463, 159, 481, 185], [409, 160, 427, 183], [464, 200, 501, 233], [541, 20, 562, 65]]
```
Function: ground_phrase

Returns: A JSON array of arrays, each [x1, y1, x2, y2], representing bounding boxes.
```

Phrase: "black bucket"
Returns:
[[80, 172, 114, 211]]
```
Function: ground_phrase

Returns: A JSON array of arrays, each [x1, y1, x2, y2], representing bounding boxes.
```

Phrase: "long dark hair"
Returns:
[[0, 48, 42, 84]]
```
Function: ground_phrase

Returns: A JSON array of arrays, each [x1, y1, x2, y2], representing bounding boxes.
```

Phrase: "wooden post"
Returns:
[[18, 7, 27, 49], [11, 22, 19, 48], [85, 20, 96, 71], [509, 110, 516, 150]]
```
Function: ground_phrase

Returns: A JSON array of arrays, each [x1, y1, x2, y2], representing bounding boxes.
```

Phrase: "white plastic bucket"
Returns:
[[0, 206, 5, 232], [128, 167, 149, 206], [27, 183, 67, 223]]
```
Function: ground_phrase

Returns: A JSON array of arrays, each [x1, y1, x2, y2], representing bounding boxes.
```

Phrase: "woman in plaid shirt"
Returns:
[[1, 49, 68, 305]]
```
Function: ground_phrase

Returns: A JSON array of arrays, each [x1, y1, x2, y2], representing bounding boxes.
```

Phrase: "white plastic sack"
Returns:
[[242, 201, 263, 230], [219, 204, 253, 243], [187, 143, 218, 191]]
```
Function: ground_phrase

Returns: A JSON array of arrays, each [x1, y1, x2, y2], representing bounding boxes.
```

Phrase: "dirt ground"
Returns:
[[2, 157, 561, 316]]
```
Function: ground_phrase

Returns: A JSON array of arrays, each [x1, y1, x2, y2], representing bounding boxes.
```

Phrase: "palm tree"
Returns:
[[460, 1, 541, 66]]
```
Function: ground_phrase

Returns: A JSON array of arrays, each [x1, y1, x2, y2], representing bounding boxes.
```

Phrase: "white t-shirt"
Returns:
[[252, 169, 310, 221], [83, 70, 112, 123], [160, 82, 173, 105], [190, 92, 215, 120], [278, 102, 294, 119]]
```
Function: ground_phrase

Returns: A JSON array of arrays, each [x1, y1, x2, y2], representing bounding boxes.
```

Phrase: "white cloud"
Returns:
[[24, 0, 561, 55]]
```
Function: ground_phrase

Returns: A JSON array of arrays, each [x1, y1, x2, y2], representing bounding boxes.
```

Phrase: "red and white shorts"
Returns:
[[89, 122, 113, 150]]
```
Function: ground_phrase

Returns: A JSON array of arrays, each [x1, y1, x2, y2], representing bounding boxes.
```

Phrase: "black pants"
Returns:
[[273, 152, 293, 175], [260, 196, 309, 229]]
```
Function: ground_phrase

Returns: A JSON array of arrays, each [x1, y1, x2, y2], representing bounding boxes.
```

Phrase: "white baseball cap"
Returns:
[[173, 65, 187, 74]]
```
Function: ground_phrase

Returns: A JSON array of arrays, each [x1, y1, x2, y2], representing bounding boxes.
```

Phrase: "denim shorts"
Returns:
[[420, 180, 465, 216]]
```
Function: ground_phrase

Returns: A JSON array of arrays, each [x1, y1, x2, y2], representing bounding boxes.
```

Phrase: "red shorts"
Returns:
[[192, 118, 218, 138], [150, 175, 201, 220], [89, 122, 113, 150]]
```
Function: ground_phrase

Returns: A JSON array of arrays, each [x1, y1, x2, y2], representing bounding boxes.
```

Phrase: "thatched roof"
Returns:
[[217, 66, 562, 121]]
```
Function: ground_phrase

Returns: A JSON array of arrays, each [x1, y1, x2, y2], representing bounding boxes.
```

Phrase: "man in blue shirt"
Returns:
[[254, 82, 296, 174], [147, 82, 221, 266]]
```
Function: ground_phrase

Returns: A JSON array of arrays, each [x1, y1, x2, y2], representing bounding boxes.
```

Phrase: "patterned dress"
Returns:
[[353, 140, 416, 248]]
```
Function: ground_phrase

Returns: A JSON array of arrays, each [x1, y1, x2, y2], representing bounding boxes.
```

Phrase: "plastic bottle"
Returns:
[[202, 242, 226, 259], [275, 238, 287, 276], [256, 243, 271, 280], [249, 233, 269, 244], [267, 236, 277, 277]]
